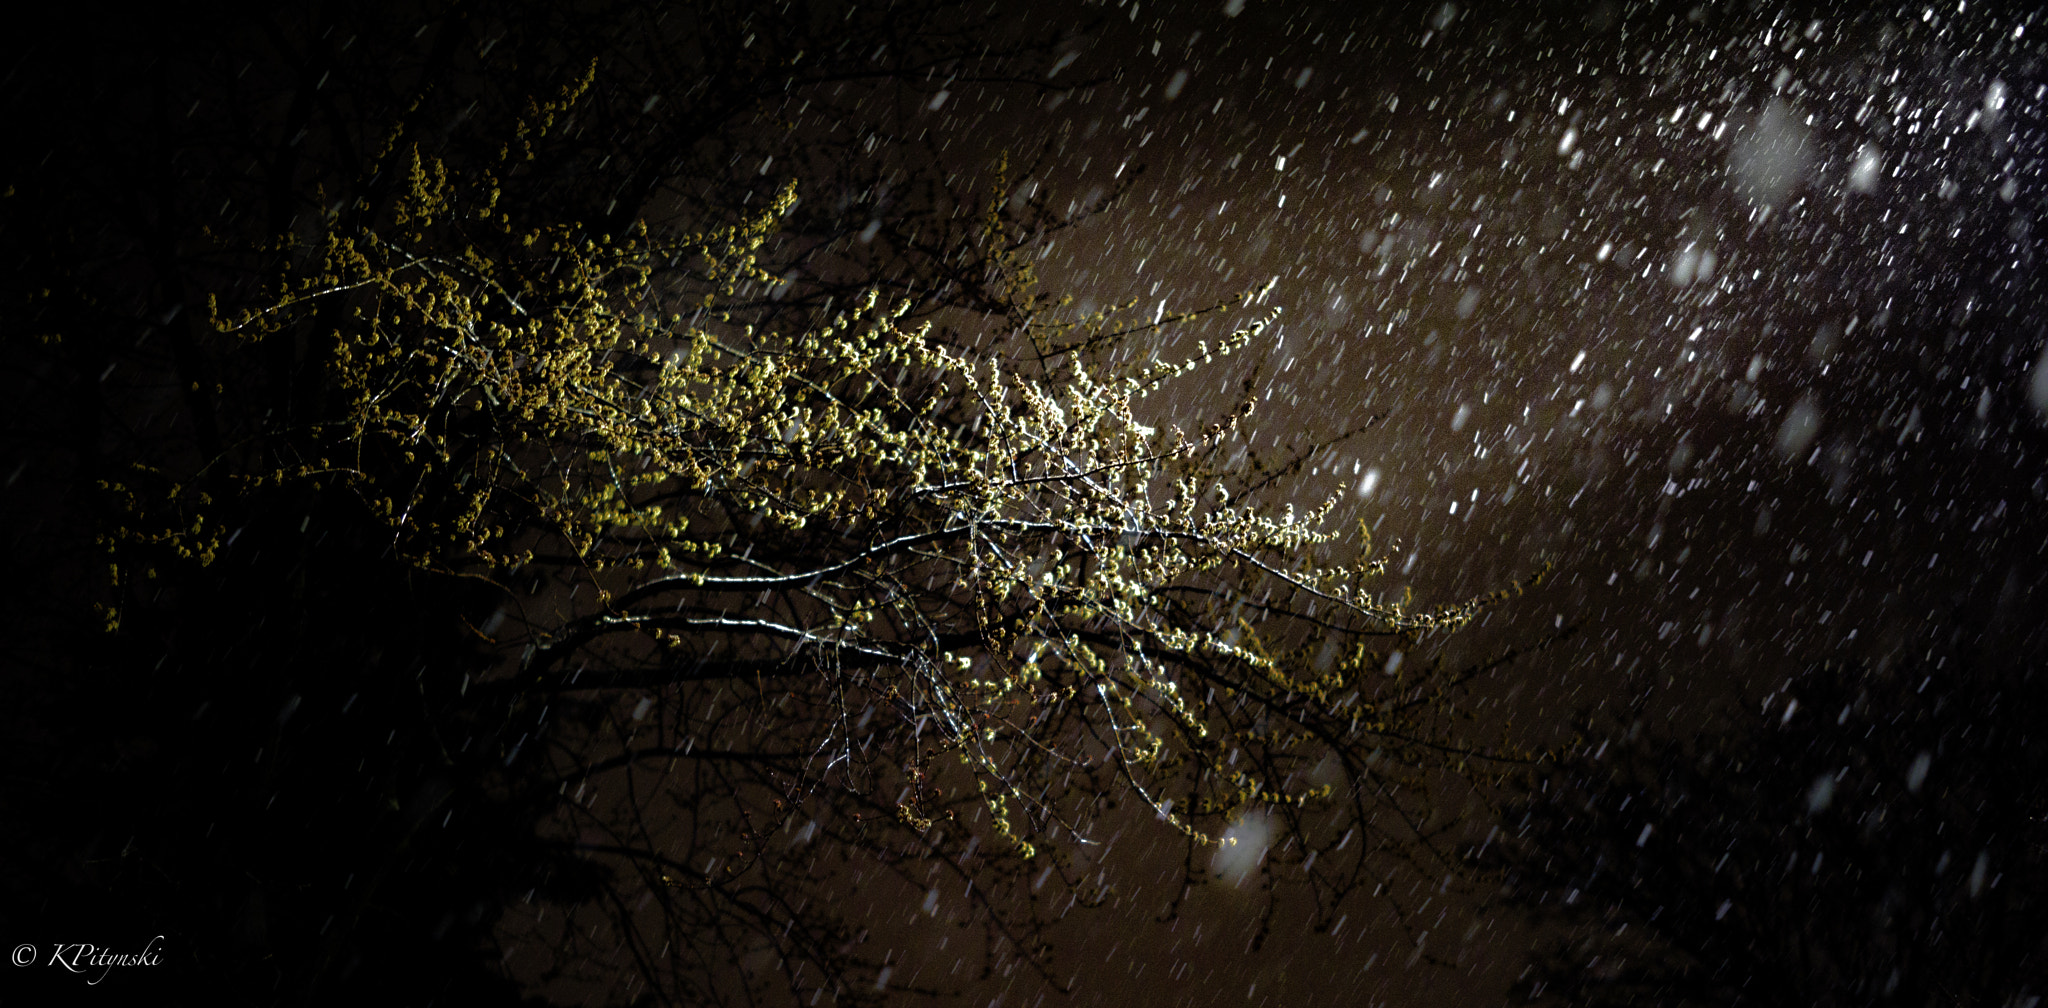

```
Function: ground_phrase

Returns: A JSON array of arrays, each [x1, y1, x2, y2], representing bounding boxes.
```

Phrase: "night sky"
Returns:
[[6, 0, 2044, 1004]]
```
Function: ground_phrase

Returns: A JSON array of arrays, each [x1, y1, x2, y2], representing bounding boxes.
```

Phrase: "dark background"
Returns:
[[4, 0, 2043, 1004]]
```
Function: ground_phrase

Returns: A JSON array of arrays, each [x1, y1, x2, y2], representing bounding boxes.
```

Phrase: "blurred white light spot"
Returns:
[[1730, 98, 1812, 205], [1212, 814, 1272, 886], [2027, 345, 2048, 423], [1806, 773, 1836, 813], [1455, 288, 1481, 318], [1848, 144, 1883, 193], [1907, 751, 1932, 792], [1775, 395, 1823, 460], [1671, 242, 1716, 285]]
